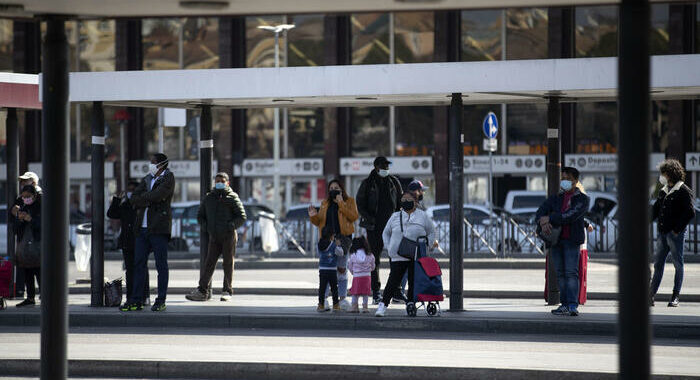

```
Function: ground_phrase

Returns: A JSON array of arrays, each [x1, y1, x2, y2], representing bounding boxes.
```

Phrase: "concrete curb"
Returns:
[[1, 311, 698, 340], [1, 359, 697, 380]]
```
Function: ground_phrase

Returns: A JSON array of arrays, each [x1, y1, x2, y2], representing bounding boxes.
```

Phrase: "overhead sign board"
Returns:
[[340, 156, 433, 176], [463, 155, 545, 174], [242, 159, 323, 177], [130, 160, 218, 178], [564, 153, 665, 172], [686, 153, 700, 171], [29, 162, 114, 180]]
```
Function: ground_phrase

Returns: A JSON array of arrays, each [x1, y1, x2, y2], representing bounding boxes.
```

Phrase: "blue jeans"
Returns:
[[551, 240, 580, 309], [650, 231, 684, 296], [131, 229, 169, 304]]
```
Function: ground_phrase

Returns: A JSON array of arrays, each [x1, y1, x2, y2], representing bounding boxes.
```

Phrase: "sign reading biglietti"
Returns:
[[565, 153, 665, 172], [242, 159, 323, 177]]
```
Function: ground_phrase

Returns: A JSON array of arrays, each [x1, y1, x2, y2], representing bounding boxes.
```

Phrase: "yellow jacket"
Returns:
[[310, 197, 359, 236]]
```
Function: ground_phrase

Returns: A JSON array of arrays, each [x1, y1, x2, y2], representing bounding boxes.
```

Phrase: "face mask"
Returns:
[[22, 197, 34, 205], [401, 200, 414, 211], [329, 190, 340, 199], [214, 182, 226, 190], [659, 175, 668, 187], [126, 192, 133, 199], [560, 180, 573, 191], [378, 169, 389, 178], [149, 160, 168, 176]]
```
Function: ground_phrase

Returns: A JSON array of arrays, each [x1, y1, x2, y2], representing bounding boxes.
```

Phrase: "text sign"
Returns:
[[482, 112, 499, 139], [686, 153, 700, 171], [340, 156, 432, 176], [565, 153, 665, 172], [130, 160, 218, 178], [242, 159, 323, 177], [464, 155, 545, 174]]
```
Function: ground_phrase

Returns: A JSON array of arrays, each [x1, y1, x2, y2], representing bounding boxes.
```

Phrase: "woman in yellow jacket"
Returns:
[[308, 179, 359, 309]]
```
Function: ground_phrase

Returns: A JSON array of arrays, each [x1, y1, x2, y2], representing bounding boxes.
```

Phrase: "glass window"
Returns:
[[247, 16, 285, 68], [461, 10, 502, 61], [396, 106, 433, 156], [352, 13, 390, 65], [576, 102, 617, 153], [143, 19, 180, 70], [183, 18, 219, 69], [288, 108, 324, 158], [287, 15, 324, 67], [78, 20, 116, 72], [575, 6, 617, 58], [506, 104, 547, 154], [351, 107, 390, 157], [395, 12, 434, 64], [246, 108, 274, 158], [651, 100, 669, 153], [506, 8, 548, 60], [0, 19, 12, 72], [650, 4, 670, 55]]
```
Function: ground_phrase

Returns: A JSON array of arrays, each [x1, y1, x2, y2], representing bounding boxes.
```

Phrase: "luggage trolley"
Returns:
[[406, 238, 444, 317]]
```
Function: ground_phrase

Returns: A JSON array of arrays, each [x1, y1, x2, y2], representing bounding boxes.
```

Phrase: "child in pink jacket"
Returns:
[[347, 237, 376, 313]]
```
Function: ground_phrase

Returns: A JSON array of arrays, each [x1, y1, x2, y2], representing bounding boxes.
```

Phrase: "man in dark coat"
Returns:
[[186, 172, 246, 302], [121, 153, 175, 312], [536, 167, 590, 317], [108, 180, 149, 306], [356, 156, 402, 303]]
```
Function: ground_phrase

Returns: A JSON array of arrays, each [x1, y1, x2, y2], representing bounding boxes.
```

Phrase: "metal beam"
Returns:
[[545, 96, 561, 306], [90, 101, 105, 307], [448, 92, 464, 312], [40, 16, 69, 380], [618, 0, 651, 378], [5, 108, 18, 297], [199, 105, 213, 285]]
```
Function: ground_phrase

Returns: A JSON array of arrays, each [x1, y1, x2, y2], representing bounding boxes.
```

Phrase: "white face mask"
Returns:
[[659, 175, 668, 187], [378, 169, 389, 178], [149, 161, 167, 176], [126, 192, 133, 199]]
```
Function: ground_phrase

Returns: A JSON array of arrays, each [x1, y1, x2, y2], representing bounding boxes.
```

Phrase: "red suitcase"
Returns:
[[544, 247, 588, 305], [0, 258, 12, 298]]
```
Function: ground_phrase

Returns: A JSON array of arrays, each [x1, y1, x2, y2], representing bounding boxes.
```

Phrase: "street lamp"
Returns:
[[258, 23, 295, 218]]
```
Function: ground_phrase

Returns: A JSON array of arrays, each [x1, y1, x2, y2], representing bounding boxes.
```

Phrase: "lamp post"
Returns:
[[258, 23, 294, 218]]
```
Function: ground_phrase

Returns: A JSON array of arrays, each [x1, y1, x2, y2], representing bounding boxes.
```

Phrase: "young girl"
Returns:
[[347, 237, 376, 313]]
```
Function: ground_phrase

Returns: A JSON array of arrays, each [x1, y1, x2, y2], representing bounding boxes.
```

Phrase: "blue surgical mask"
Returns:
[[560, 180, 573, 191], [214, 182, 226, 190]]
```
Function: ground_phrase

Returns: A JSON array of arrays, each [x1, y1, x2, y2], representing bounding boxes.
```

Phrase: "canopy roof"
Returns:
[[0, 0, 689, 19], [0, 73, 41, 109], [63, 55, 700, 109]]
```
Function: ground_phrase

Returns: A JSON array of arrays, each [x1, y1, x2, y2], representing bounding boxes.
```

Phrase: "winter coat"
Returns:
[[356, 170, 402, 231], [536, 189, 591, 246], [107, 196, 137, 250], [653, 181, 695, 234], [197, 186, 247, 240], [318, 240, 344, 270], [310, 197, 359, 236], [14, 197, 41, 243], [131, 169, 175, 237], [382, 209, 436, 262], [347, 249, 376, 276]]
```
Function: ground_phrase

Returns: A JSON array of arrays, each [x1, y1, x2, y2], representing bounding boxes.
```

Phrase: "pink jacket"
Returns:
[[347, 250, 375, 276]]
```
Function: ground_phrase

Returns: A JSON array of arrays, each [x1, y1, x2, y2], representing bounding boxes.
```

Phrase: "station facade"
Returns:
[[0, 4, 698, 217]]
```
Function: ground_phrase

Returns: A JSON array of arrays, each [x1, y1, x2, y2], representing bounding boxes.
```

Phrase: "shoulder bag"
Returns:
[[397, 213, 423, 260]]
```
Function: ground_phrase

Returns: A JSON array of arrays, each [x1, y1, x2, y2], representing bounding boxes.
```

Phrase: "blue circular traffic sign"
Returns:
[[482, 112, 499, 139]]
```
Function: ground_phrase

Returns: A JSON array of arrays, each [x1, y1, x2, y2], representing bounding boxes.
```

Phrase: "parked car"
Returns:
[[504, 190, 617, 219]]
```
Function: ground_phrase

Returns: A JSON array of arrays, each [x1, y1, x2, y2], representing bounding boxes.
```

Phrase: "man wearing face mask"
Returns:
[[121, 153, 175, 312], [650, 159, 695, 307], [187, 172, 246, 302], [356, 156, 403, 304], [108, 180, 149, 307], [536, 167, 590, 317]]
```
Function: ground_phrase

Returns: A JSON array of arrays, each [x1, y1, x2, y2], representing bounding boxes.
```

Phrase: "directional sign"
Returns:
[[463, 155, 545, 174], [242, 159, 323, 177], [564, 153, 665, 172], [340, 156, 432, 176], [686, 153, 700, 171], [482, 112, 499, 139]]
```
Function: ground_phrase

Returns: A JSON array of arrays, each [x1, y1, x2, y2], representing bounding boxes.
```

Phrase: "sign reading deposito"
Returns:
[[463, 155, 545, 174], [242, 159, 323, 177], [339, 156, 433, 176], [564, 153, 665, 172]]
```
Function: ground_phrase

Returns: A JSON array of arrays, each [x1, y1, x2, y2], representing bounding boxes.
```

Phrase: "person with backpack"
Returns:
[[356, 156, 402, 304]]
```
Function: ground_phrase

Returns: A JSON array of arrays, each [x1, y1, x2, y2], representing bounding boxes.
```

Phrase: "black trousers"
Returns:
[[24, 267, 40, 300], [381, 260, 414, 305], [123, 247, 149, 302], [367, 228, 384, 294], [318, 269, 338, 305]]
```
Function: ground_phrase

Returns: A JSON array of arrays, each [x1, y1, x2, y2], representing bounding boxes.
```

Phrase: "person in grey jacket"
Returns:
[[375, 192, 436, 317], [187, 172, 247, 302]]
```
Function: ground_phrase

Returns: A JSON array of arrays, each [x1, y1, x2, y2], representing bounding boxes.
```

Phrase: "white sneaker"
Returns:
[[375, 302, 386, 317], [220, 290, 232, 302], [324, 299, 330, 310], [339, 299, 351, 311]]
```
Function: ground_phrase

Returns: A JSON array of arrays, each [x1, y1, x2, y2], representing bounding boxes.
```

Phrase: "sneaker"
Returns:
[[15, 298, 35, 308], [668, 295, 680, 307], [221, 290, 233, 302], [339, 299, 351, 311], [392, 291, 408, 304], [151, 301, 167, 312], [324, 299, 330, 310], [206, 288, 212, 301], [143, 298, 151, 306], [373, 292, 381, 305], [349, 303, 360, 313], [551, 305, 569, 316], [375, 302, 387, 317], [119, 302, 142, 312], [317, 303, 329, 312], [362, 306, 370, 313], [332, 302, 341, 312], [569, 306, 579, 316], [185, 288, 208, 302]]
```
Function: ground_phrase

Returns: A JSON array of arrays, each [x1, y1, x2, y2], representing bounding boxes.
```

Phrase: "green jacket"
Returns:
[[197, 186, 247, 240], [131, 170, 176, 237]]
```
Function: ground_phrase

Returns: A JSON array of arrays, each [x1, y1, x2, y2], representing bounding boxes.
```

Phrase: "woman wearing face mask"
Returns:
[[309, 179, 359, 310], [650, 159, 695, 307], [375, 192, 435, 317], [13, 185, 42, 307]]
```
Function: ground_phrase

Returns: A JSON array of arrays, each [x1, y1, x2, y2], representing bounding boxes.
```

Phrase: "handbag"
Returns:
[[536, 224, 562, 248], [16, 224, 41, 268], [104, 278, 123, 307], [397, 213, 422, 260]]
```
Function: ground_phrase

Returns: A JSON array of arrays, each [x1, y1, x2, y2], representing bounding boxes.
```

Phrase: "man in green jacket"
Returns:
[[187, 172, 247, 301]]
